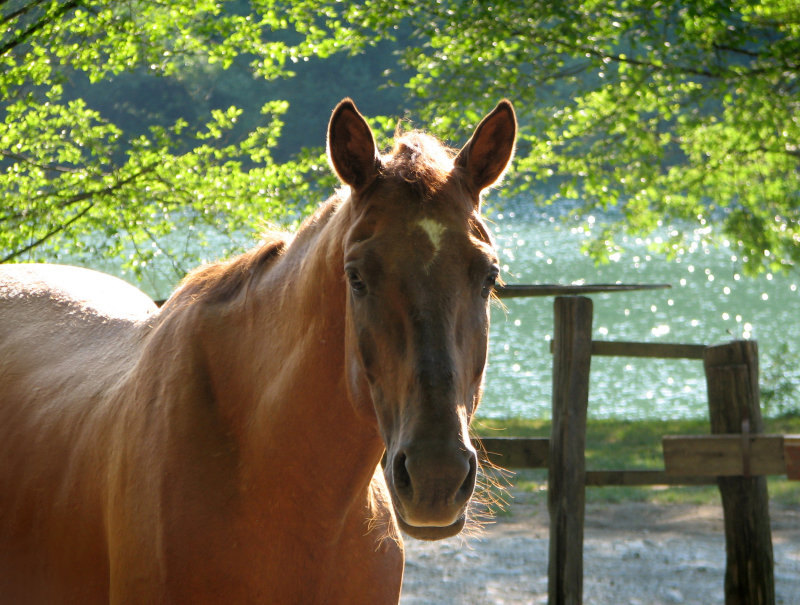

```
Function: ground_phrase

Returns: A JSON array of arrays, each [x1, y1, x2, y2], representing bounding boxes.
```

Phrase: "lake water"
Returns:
[[483, 200, 799, 421], [79, 200, 799, 421]]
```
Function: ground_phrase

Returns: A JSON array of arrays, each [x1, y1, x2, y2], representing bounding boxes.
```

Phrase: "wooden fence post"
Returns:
[[548, 296, 593, 605], [704, 340, 775, 605]]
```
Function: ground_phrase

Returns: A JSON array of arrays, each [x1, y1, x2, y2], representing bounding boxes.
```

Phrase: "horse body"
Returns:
[[0, 265, 155, 602], [0, 99, 515, 603], [1, 227, 399, 604]]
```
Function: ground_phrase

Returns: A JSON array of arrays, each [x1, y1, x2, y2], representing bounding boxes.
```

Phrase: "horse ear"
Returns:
[[455, 100, 517, 200], [327, 99, 380, 191]]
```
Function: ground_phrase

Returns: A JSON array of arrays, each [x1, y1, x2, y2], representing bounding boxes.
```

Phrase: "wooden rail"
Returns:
[[478, 438, 715, 485], [548, 339, 708, 359], [496, 283, 670, 298], [478, 435, 798, 484], [589, 340, 707, 359], [663, 434, 790, 477]]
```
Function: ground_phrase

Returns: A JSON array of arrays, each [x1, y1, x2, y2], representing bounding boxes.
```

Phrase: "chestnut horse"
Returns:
[[0, 99, 516, 604]]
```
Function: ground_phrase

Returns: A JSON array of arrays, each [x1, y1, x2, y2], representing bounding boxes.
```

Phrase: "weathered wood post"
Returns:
[[548, 296, 593, 605], [704, 340, 775, 605]]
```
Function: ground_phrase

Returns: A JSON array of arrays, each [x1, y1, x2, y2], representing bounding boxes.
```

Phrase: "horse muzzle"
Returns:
[[384, 438, 478, 541]]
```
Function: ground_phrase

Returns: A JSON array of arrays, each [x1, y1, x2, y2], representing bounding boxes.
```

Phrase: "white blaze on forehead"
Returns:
[[416, 217, 447, 256]]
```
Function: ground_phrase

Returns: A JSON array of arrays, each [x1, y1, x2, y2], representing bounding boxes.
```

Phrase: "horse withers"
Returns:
[[0, 98, 516, 603]]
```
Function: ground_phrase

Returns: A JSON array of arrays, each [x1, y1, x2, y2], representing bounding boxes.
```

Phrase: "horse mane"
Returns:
[[382, 129, 456, 199], [164, 234, 287, 308]]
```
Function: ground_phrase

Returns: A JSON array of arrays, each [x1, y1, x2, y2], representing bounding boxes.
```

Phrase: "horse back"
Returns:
[[0, 264, 156, 603]]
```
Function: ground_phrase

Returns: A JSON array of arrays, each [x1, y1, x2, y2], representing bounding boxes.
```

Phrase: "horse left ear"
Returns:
[[455, 100, 517, 202], [327, 98, 380, 191]]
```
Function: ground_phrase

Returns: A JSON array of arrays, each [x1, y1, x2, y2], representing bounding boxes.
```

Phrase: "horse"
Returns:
[[0, 98, 516, 604]]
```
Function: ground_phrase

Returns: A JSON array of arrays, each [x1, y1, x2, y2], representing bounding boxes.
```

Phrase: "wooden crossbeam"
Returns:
[[548, 340, 707, 359], [662, 434, 790, 477], [479, 437, 549, 468], [590, 340, 707, 360], [477, 435, 800, 483], [496, 283, 670, 298], [478, 438, 714, 485], [585, 470, 714, 486]]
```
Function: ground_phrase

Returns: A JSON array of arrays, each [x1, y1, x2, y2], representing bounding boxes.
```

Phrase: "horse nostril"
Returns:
[[458, 451, 478, 499], [393, 452, 411, 493]]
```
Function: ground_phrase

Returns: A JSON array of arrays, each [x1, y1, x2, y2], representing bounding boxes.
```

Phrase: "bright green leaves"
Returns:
[[0, 89, 319, 285], [2, 0, 799, 281], [0, 1, 343, 288], [367, 0, 800, 275]]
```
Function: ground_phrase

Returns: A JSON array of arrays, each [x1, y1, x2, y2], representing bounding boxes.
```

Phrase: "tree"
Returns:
[[295, 0, 800, 275], [3, 1, 799, 280], [0, 0, 352, 285]]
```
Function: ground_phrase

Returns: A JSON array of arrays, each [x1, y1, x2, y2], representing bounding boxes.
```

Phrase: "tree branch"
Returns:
[[1, 200, 94, 262], [1, 149, 90, 175], [0, 161, 159, 257], [0, 0, 82, 56], [1, 0, 48, 27]]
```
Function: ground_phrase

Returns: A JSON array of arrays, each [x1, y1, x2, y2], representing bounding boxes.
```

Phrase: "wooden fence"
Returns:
[[479, 293, 800, 605]]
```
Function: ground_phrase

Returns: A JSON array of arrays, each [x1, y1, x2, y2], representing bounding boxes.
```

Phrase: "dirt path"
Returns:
[[401, 495, 800, 604]]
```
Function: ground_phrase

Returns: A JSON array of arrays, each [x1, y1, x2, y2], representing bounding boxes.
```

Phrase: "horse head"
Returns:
[[328, 99, 516, 540]]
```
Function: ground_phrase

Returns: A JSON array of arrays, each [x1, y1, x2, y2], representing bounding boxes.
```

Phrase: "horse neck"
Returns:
[[197, 198, 384, 507]]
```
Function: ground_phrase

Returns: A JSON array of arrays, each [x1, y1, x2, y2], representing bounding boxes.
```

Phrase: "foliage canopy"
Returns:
[[0, 0, 348, 287], [323, 0, 800, 275], [2, 0, 799, 285]]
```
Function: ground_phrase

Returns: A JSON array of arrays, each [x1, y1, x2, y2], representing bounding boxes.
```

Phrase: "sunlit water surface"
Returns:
[[482, 201, 799, 420]]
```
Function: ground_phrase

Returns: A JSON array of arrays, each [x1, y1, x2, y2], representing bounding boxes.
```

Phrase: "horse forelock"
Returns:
[[381, 130, 455, 199]]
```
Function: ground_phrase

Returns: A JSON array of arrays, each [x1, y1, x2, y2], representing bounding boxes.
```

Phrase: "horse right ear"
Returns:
[[327, 99, 380, 191], [454, 100, 517, 201]]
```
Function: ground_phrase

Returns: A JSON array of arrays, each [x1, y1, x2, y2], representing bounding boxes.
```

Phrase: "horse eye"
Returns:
[[346, 269, 367, 296], [481, 267, 499, 298]]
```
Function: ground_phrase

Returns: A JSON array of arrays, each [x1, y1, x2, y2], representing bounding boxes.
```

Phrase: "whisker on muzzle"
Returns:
[[458, 435, 515, 542]]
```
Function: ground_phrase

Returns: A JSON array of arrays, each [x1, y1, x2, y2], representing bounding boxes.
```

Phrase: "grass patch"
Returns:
[[473, 416, 800, 507]]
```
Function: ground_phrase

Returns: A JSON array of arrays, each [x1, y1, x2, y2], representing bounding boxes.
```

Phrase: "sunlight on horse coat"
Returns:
[[0, 99, 516, 604]]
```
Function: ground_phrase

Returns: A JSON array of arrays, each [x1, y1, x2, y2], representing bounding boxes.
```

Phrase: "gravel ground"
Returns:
[[401, 496, 800, 604]]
